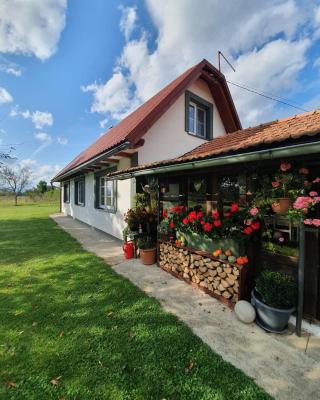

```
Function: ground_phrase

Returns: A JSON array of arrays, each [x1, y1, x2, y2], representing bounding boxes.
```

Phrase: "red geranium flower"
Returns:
[[196, 211, 204, 219], [213, 220, 222, 227], [169, 220, 175, 229], [162, 209, 168, 219], [251, 221, 261, 230], [203, 222, 213, 232], [272, 181, 280, 188], [230, 203, 239, 213], [200, 220, 205, 225], [212, 211, 220, 220], [243, 226, 253, 235], [182, 217, 189, 225], [171, 205, 184, 213], [188, 211, 197, 222]]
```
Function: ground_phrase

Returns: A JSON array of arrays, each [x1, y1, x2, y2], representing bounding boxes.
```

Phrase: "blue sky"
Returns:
[[0, 0, 319, 183]]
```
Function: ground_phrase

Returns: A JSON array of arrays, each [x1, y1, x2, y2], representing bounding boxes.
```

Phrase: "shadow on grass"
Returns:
[[0, 214, 272, 400]]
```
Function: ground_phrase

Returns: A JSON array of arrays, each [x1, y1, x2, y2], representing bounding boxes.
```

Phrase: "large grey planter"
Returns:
[[251, 289, 295, 333]]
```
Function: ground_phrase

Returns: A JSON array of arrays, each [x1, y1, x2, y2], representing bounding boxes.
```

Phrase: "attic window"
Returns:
[[185, 90, 213, 140]]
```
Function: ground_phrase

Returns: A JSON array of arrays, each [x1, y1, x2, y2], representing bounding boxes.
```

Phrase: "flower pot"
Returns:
[[139, 248, 157, 265], [271, 198, 293, 214], [251, 289, 295, 333]]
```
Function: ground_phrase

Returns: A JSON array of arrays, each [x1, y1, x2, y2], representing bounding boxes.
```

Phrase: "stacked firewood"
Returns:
[[159, 242, 240, 303]]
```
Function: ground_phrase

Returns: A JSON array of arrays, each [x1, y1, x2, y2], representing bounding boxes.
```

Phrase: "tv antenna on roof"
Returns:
[[217, 51, 235, 73]]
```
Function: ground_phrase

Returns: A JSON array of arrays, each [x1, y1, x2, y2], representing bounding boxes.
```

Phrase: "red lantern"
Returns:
[[123, 241, 134, 259]]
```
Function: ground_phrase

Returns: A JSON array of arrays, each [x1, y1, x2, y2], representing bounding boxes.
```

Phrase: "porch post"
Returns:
[[296, 222, 305, 336]]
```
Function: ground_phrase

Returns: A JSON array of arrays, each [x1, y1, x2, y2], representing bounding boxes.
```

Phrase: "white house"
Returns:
[[52, 59, 241, 239]]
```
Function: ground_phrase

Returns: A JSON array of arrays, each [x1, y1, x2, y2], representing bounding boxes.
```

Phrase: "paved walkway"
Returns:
[[51, 214, 320, 400]]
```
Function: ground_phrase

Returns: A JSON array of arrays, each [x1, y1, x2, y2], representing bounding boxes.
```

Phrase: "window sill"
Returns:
[[95, 206, 117, 214], [63, 201, 70, 204], [186, 131, 208, 140], [75, 203, 85, 207]]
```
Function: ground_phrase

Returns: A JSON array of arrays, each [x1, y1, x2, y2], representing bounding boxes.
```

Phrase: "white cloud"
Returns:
[[83, 0, 319, 127], [57, 136, 68, 145], [34, 132, 52, 142], [99, 118, 109, 129], [31, 111, 53, 129], [0, 56, 22, 76], [0, 87, 13, 104], [10, 108, 53, 129], [119, 5, 137, 41], [32, 163, 62, 182], [20, 158, 37, 168], [0, 0, 67, 61]]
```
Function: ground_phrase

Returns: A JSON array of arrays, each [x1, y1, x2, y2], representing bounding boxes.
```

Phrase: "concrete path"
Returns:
[[51, 214, 320, 400], [51, 213, 123, 265]]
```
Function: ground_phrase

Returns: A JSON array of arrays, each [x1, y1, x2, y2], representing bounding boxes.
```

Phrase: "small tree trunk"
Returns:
[[14, 194, 17, 206]]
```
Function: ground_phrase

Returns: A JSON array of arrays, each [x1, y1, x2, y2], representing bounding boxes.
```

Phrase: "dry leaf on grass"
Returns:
[[50, 376, 62, 386], [4, 381, 17, 388]]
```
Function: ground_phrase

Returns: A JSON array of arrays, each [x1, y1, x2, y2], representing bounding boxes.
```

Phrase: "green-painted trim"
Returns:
[[185, 90, 213, 140]]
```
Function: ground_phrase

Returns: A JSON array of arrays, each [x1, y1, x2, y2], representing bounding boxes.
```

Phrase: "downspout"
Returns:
[[113, 141, 320, 180]]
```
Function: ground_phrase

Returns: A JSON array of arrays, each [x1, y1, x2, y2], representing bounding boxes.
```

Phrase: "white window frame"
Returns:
[[77, 180, 85, 205], [63, 182, 70, 203], [188, 101, 206, 138], [99, 177, 115, 211]]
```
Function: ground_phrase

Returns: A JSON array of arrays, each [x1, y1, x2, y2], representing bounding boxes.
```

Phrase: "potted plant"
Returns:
[[138, 236, 157, 265], [270, 162, 300, 214], [251, 270, 297, 333]]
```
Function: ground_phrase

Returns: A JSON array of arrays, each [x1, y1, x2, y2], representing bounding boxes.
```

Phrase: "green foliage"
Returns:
[[262, 241, 299, 258], [256, 270, 297, 309], [137, 235, 156, 250], [135, 192, 148, 209], [37, 180, 48, 193], [0, 204, 271, 400]]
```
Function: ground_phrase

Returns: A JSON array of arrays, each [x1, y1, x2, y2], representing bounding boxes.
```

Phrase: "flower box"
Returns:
[[177, 230, 245, 257]]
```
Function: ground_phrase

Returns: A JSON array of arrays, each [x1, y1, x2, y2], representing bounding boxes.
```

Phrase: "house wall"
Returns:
[[61, 158, 135, 240], [138, 78, 226, 164]]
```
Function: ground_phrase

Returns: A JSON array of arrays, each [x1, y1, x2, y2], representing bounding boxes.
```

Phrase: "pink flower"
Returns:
[[304, 219, 313, 225], [213, 220, 222, 227], [278, 237, 285, 243], [299, 168, 309, 175], [312, 219, 320, 227], [249, 207, 259, 216], [280, 162, 291, 171], [272, 181, 280, 188], [313, 177, 320, 183], [310, 191, 318, 197], [212, 211, 220, 220], [294, 196, 313, 210]]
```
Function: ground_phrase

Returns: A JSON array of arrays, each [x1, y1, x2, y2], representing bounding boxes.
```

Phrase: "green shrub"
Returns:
[[138, 236, 156, 250], [256, 270, 297, 309]]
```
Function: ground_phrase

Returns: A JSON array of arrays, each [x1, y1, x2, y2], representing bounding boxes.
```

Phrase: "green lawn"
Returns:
[[0, 204, 271, 400]]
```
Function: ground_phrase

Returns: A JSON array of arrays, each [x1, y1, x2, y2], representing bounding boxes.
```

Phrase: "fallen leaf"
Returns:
[[32, 321, 37, 327], [185, 361, 193, 373], [59, 331, 65, 337], [107, 311, 113, 316], [4, 381, 17, 388], [50, 376, 62, 386]]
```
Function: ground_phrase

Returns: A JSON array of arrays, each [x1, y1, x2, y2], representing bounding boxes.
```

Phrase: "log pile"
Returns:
[[159, 242, 242, 304]]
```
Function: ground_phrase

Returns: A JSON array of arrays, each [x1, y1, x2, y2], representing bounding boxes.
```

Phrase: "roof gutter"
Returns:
[[52, 141, 131, 182], [113, 141, 320, 180]]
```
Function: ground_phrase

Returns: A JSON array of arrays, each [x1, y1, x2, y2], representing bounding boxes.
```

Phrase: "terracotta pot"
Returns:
[[139, 248, 157, 265], [271, 198, 293, 214]]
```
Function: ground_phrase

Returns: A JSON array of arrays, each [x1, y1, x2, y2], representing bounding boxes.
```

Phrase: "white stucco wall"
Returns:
[[61, 158, 135, 240], [138, 78, 226, 164]]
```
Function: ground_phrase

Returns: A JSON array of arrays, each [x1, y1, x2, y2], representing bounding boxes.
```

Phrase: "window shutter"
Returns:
[[94, 176, 99, 208], [75, 181, 78, 204]]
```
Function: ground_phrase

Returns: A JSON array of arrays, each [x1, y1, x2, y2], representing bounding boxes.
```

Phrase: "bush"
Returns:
[[138, 236, 156, 250], [256, 270, 297, 309]]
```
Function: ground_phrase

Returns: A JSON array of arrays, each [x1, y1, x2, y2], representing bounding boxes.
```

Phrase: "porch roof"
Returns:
[[108, 109, 320, 178]]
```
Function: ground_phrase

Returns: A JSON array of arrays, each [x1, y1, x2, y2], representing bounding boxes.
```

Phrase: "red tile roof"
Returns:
[[53, 59, 241, 181], [108, 109, 320, 177]]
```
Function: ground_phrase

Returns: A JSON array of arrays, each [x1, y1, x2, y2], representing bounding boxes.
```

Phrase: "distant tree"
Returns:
[[0, 165, 31, 206], [0, 145, 16, 164], [37, 180, 48, 194]]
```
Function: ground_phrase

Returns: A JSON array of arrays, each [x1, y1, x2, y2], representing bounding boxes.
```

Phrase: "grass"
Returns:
[[0, 204, 272, 400]]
